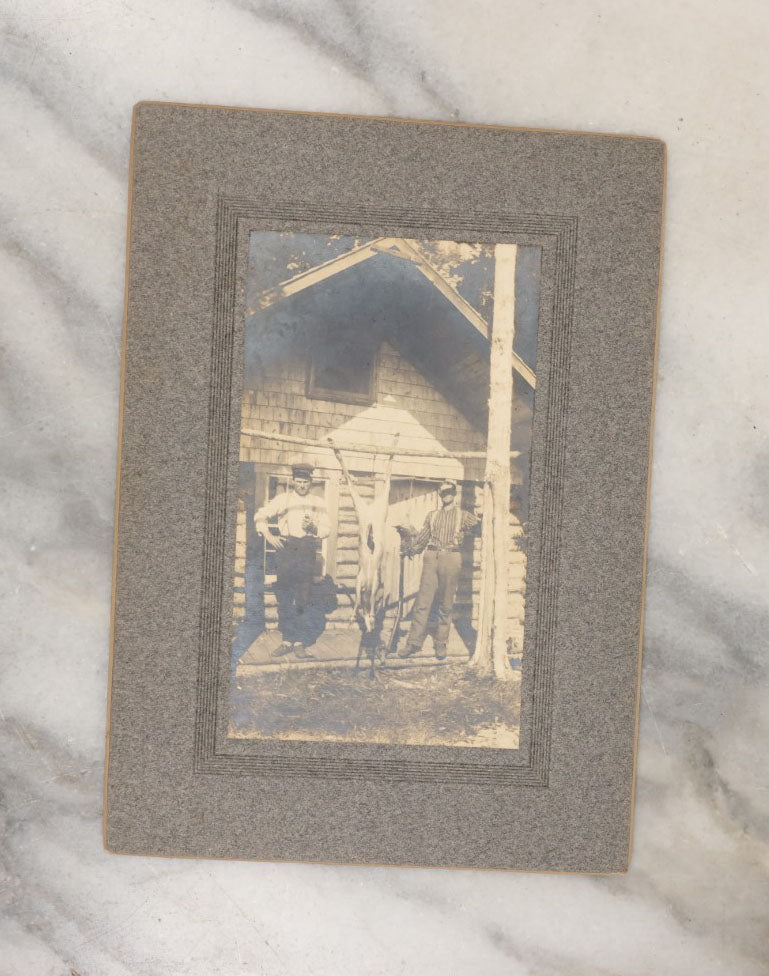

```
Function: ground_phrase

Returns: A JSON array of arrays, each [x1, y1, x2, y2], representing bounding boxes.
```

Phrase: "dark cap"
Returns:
[[291, 462, 314, 479]]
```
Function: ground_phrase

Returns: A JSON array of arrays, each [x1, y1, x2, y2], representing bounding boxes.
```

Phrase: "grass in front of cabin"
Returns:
[[229, 662, 521, 748]]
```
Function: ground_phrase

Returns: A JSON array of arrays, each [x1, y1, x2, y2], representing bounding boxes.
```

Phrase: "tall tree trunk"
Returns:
[[470, 244, 517, 681]]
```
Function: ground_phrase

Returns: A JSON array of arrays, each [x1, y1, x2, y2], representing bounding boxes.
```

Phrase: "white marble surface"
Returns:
[[1, 0, 768, 973]]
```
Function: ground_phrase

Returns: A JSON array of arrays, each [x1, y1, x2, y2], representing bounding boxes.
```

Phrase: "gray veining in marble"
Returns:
[[1, 0, 768, 973]]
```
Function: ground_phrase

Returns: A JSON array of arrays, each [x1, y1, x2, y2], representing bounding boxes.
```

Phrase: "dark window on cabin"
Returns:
[[307, 321, 377, 404]]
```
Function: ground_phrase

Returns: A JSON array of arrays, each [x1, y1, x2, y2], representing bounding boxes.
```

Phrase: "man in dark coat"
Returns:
[[253, 461, 331, 658]]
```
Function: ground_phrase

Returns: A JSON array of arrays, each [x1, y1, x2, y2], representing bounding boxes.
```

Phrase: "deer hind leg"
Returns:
[[381, 437, 397, 496], [354, 550, 374, 630], [366, 442, 397, 648], [365, 568, 377, 631], [354, 540, 373, 633], [332, 444, 368, 527], [368, 442, 395, 599], [332, 444, 367, 627], [352, 566, 363, 624]]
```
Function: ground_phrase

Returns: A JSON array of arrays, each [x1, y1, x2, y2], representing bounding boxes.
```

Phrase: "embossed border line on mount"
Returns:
[[194, 197, 577, 787]]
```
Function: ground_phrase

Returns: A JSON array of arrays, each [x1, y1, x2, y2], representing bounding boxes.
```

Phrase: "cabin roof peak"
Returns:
[[249, 237, 535, 390]]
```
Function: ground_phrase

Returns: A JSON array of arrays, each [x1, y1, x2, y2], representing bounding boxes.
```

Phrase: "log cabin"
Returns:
[[232, 236, 539, 662]]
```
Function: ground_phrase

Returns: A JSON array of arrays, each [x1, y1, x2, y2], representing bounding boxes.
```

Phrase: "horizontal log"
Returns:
[[242, 428, 521, 461], [331, 552, 360, 565], [335, 537, 361, 551]]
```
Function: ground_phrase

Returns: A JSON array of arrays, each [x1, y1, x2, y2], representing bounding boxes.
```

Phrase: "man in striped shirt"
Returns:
[[399, 479, 479, 660]]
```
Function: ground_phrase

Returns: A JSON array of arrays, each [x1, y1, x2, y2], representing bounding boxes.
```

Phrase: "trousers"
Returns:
[[274, 537, 317, 644], [406, 549, 462, 650]]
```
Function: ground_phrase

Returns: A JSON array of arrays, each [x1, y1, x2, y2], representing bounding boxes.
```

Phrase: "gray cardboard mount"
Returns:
[[105, 103, 665, 873]]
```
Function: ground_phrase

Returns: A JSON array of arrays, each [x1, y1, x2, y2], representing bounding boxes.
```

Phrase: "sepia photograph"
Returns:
[[228, 231, 540, 749]]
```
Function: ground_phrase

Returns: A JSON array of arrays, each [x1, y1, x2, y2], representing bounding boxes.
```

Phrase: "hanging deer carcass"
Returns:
[[330, 437, 398, 636]]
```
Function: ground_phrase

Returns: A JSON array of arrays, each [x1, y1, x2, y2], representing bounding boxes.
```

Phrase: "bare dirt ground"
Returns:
[[229, 662, 521, 748]]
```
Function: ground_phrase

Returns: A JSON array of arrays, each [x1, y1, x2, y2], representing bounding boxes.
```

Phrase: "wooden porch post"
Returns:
[[470, 243, 517, 681]]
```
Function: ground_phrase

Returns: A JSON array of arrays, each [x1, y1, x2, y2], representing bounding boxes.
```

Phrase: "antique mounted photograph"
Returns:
[[228, 231, 540, 749], [106, 105, 663, 873]]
